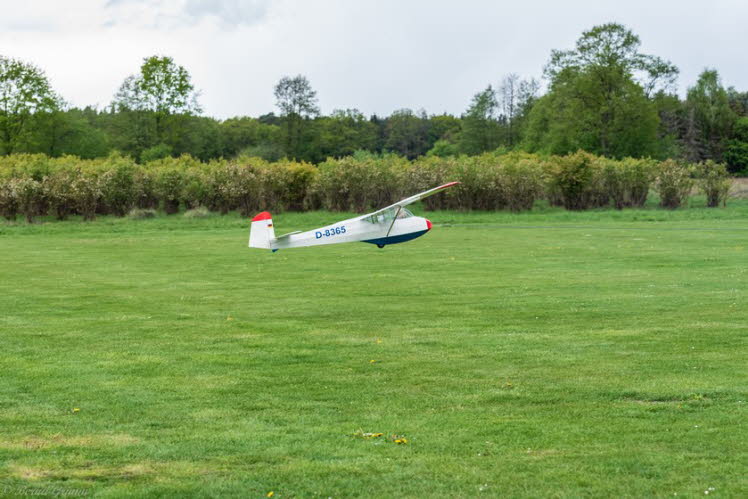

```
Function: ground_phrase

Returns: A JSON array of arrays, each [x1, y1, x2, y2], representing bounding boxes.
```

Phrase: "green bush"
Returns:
[[43, 169, 77, 220], [71, 172, 102, 221], [147, 155, 203, 214], [0, 154, 51, 181], [601, 157, 656, 209], [453, 155, 508, 210], [203, 162, 241, 215], [0, 150, 735, 221], [0, 179, 18, 220], [233, 162, 261, 217], [99, 160, 137, 216], [13, 177, 44, 223], [500, 158, 545, 212], [546, 151, 603, 210], [697, 160, 731, 208], [181, 166, 209, 210], [313, 155, 406, 212], [254, 160, 290, 214], [655, 159, 693, 209], [134, 168, 159, 209], [284, 161, 318, 211], [405, 156, 454, 210], [154, 167, 185, 214]]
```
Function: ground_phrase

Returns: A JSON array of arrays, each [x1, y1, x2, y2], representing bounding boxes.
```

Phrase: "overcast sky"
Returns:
[[1, 0, 746, 119]]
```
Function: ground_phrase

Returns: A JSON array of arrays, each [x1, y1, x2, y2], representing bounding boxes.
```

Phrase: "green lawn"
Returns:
[[1, 202, 747, 497]]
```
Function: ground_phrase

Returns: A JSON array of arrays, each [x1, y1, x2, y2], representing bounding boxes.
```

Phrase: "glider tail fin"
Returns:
[[248, 211, 275, 249]]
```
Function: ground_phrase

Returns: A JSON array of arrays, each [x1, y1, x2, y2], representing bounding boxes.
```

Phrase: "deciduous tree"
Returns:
[[684, 69, 736, 162], [0, 55, 61, 154], [274, 75, 319, 159], [525, 23, 665, 158], [460, 86, 501, 155], [112, 55, 201, 157], [500, 74, 540, 147], [383, 109, 430, 159], [544, 23, 678, 97]]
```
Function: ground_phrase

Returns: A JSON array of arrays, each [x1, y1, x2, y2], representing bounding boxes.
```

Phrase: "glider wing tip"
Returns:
[[436, 181, 460, 190]]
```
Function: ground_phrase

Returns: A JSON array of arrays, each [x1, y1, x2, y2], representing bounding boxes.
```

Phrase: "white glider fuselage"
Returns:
[[272, 212, 431, 250], [248, 182, 458, 251]]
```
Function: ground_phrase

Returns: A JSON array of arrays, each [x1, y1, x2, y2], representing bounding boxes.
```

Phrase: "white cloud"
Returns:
[[101, 0, 270, 29], [184, 0, 269, 27]]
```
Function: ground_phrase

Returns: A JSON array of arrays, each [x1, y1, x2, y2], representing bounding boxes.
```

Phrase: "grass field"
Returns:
[[1, 200, 747, 497]]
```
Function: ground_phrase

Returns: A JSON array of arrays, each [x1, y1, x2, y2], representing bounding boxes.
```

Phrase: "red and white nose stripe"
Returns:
[[426, 219, 432, 231]]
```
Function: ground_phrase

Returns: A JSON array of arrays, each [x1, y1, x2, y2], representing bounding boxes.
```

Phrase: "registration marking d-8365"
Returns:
[[315, 226, 347, 239]]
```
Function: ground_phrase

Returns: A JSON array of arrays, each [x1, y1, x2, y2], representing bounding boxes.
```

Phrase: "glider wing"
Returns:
[[390, 181, 460, 208], [358, 181, 459, 221]]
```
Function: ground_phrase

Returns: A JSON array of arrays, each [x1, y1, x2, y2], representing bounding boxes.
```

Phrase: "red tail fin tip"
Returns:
[[252, 211, 272, 221]]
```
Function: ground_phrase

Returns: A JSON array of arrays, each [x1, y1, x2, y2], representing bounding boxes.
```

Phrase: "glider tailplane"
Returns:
[[249, 211, 275, 249]]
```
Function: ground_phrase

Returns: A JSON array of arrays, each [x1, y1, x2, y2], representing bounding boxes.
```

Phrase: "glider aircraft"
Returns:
[[248, 182, 459, 251]]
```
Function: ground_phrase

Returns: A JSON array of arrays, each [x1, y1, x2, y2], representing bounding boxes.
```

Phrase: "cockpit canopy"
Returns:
[[362, 207, 414, 224], [397, 208, 414, 219]]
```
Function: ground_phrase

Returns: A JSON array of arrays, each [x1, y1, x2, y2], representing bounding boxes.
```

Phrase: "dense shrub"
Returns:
[[697, 160, 731, 207], [600, 157, 656, 209], [313, 154, 407, 212], [182, 167, 209, 210], [148, 155, 204, 214], [655, 159, 694, 209], [154, 167, 185, 214], [285, 161, 318, 211], [500, 158, 545, 212], [71, 172, 102, 220], [545, 151, 603, 210], [0, 180, 18, 220], [13, 177, 44, 222], [451, 155, 505, 210], [43, 169, 77, 220], [100, 161, 137, 216], [0, 151, 731, 221], [0, 154, 51, 181], [251, 160, 290, 214], [232, 162, 261, 217], [405, 156, 454, 209], [203, 162, 241, 214]]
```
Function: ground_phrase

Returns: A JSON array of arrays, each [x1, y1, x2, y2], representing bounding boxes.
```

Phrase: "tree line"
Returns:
[[1, 23, 747, 173]]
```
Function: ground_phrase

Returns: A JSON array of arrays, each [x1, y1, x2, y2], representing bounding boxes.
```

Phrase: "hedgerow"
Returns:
[[0, 151, 732, 221]]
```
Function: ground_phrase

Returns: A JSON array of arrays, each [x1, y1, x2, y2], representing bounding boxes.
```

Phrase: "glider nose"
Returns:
[[426, 219, 432, 231]]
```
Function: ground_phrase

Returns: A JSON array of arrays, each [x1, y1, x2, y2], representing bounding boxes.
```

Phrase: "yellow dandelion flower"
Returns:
[[395, 438, 408, 444], [267, 492, 274, 498], [72, 408, 80, 413], [370, 359, 377, 363]]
